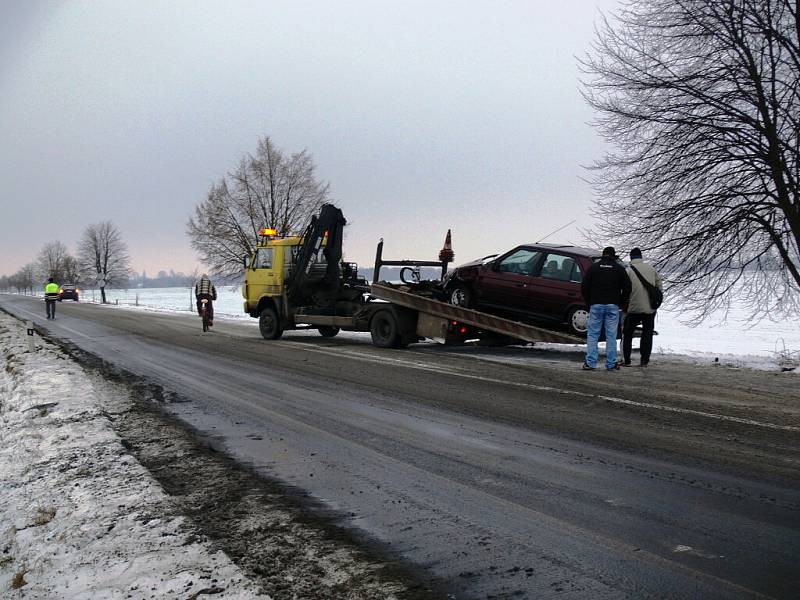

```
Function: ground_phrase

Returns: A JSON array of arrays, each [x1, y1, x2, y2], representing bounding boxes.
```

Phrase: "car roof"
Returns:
[[522, 243, 601, 258]]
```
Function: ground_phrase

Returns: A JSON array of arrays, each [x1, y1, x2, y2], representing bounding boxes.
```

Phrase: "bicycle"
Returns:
[[200, 298, 210, 332]]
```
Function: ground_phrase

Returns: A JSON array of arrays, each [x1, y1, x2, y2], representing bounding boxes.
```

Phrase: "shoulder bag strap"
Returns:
[[630, 265, 656, 293]]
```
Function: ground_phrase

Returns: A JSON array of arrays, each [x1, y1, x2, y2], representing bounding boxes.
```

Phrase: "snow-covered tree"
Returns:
[[77, 221, 131, 304]]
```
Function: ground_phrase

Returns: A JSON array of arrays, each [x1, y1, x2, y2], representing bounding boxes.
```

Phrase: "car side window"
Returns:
[[497, 249, 540, 276], [571, 262, 583, 283], [540, 253, 577, 282], [254, 248, 273, 269]]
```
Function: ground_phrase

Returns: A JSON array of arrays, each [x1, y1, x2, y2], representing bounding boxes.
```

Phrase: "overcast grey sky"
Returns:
[[1, 0, 620, 277]]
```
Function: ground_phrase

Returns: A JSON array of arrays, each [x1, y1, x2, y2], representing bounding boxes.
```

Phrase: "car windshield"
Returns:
[[496, 249, 541, 276]]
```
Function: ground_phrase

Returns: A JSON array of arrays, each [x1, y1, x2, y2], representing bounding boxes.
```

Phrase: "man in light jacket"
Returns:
[[622, 248, 663, 367]]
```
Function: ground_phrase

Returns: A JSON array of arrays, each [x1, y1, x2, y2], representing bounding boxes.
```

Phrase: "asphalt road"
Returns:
[[2, 294, 799, 599]]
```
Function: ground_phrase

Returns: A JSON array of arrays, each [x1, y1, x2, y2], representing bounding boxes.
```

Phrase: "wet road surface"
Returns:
[[2, 295, 799, 599]]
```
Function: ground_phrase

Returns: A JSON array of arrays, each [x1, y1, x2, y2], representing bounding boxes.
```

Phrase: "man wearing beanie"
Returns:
[[581, 246, 631, 370], [623, 248, 663, 367]]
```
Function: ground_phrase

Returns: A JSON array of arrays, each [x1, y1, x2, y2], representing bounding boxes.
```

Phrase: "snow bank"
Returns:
[[0, 313, 268, 599]]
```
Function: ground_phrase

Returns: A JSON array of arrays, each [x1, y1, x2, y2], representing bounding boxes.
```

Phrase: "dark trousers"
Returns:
[[196, 294, 214, 321], [623, 312, 656, 365], [45, 298, 57, 319]]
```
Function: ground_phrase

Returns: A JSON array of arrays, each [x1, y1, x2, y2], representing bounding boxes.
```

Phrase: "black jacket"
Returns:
[[581, 258, 631, 307]]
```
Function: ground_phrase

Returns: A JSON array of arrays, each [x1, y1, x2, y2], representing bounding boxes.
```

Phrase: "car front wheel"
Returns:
[[448, 285, 472, 308], [567, 306, 590, 337]]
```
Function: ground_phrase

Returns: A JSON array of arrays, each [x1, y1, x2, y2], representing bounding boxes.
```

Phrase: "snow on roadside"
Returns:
[[0, 312, 268, 599]]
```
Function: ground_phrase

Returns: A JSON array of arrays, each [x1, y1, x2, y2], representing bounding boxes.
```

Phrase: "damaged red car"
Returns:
[[442, 243, 600, 336]]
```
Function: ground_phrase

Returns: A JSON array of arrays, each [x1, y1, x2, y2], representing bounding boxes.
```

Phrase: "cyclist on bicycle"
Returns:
[[195, 273, 217, 326]]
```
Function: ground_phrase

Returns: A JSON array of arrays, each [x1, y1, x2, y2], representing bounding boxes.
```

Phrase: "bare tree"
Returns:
[[77, 221, 131, 304], [9, 263, 36, 294], [36, 241, 73, 284], [580, 0, 800, 321], [62, 255, 81, 284], [187, 136, 330, 276]]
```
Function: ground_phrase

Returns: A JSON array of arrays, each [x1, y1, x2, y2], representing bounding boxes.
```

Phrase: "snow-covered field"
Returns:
[[0, 313, 267, 599], [74, 286, 800, 371]]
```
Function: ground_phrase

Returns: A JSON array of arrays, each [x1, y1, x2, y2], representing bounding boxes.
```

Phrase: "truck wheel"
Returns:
[[566, 306, 589, 337], [370, 310, 401, 348], [448, 285, 472, 308], [318, 326, 340, 338], [259, 306, 283, 340]]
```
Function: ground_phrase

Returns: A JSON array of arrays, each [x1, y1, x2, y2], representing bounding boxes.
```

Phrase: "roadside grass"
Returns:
[[32, 506, 56, 526], [10, 568, 27, 589]]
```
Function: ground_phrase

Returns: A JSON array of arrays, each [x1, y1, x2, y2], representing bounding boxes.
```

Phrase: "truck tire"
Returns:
[[566, 306, 589, 337], [317, 326, 340, 338], [370, 310, 401, 348], [259, 306, 284, 340]]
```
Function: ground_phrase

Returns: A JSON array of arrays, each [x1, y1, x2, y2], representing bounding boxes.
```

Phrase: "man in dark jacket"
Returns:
[[581, 247, 631, 370]]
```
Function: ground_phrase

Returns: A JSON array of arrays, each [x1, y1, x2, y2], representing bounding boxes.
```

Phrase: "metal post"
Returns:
[[26, 320, 34, 352], [373, 239, 384, 284]]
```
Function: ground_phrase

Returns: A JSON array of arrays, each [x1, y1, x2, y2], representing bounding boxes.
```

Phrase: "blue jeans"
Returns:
[[585, 304, 619, 369]]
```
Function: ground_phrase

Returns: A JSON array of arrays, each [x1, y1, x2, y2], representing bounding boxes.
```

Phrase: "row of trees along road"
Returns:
[[187, 135, 331, 277], [1, 222, 131, 304], [582, 0, 800, 321]]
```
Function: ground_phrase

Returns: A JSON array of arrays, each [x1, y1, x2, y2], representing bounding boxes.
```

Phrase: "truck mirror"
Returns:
[[243, 255, 248, 269]]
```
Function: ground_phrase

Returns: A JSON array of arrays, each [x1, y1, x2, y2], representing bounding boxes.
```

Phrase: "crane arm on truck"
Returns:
[[286, 204, 347, 303]]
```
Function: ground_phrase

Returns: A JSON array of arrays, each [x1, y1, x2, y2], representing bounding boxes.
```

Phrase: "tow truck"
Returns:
[[242, 204, 582, 348]]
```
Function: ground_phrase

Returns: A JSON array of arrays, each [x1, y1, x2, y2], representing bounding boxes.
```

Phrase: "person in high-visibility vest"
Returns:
[[44, 277, 60, 319]]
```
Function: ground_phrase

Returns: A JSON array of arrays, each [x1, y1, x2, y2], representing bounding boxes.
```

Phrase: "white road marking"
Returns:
[[7, 304, 93, 339], [673, 545, 721, 560], [295, 344, 800, 433]]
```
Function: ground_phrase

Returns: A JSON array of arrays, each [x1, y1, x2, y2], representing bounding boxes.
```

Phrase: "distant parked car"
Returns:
[[58, 284, 80, 302], [442, 243, 601, 336]]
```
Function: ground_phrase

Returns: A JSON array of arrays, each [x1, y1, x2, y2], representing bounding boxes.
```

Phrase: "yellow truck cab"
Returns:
[[242, 232, 301, 316], [241, 210, 378, 341]]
